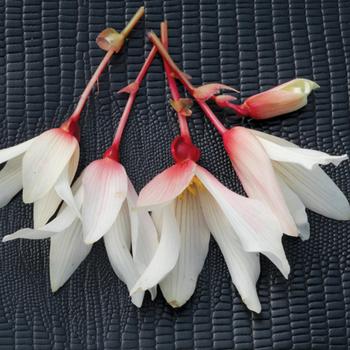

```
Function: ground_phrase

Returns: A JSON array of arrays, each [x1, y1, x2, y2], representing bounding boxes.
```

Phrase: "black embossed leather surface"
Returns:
[[1, 0, 350, 349]]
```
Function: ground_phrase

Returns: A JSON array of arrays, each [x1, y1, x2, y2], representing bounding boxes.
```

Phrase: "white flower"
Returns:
[[3, 161, 159, 307], [130, 159, 290, 313], [223, 127, 350, 240], [0, 128, 80, 228]]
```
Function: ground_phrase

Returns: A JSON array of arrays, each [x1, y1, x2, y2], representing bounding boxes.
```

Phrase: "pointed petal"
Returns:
[[274, 161, 350, 221], [3, 228, 58, 241], [82, 158, 128, 244], [196, 166, 290, 278], [199, 189, 261, 312], [223, 127, 298, 236], [50, 220, 92, 292], [251, 130, 348, 169], [0, 156, 23, 208], [160, 190, 210, 308], [54, 147, 81, 219], [0, 137, 36, 164], [33, 189, 62, 229], [2, 191, 82, 242], [3, 183, 84, 242], [103, 202, 145, 307], [137, 160, 196, 209], [276, 174, 310, 240], [130, 203, 181, 295], [22, 129, 79, 203]]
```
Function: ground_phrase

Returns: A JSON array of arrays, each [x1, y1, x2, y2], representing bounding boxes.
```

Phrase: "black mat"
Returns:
[[1, 0, 350, 349]]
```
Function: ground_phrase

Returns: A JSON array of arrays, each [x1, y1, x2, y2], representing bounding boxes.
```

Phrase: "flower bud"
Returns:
[[240, 79, 319, 119]]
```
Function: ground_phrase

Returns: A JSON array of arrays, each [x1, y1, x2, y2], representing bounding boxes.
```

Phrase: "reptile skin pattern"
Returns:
[[1, 0, 350, 349]]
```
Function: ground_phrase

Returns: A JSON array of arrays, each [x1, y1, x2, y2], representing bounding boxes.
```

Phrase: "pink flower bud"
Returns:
[[240, 79, 319, 119]]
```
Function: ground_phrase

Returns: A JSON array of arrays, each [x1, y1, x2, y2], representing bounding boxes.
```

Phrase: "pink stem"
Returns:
[[69, 49, 114, 123], [196, 100, 227, 135], [111, 45, 158, 154], [161, 22, 191, 140], [148, 32, 227, 136]]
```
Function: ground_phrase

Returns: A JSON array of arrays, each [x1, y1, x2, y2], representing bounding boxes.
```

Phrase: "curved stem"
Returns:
[[148, 32, 227, 136], [161, 22, 191, 140], [110, 45, 158, 154]]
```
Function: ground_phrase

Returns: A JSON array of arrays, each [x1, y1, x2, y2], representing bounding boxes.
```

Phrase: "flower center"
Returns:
[[178, 176, 204, 200]]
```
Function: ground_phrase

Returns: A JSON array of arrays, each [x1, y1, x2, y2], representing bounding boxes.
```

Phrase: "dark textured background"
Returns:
[[1, 0, 350, 349]]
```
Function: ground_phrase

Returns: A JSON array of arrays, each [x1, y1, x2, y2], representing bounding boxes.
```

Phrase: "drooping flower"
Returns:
[[223, 127, 350, 240], [130, 136, 289, 312], [0, 125, 80, 228], [80, 156, 159, 306], [0, 7, 145, 228], [214, 79, 319, 119], [3, 170, 159, 307]]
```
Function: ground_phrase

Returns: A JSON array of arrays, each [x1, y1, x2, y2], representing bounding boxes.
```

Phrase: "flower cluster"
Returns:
[[1, 14, 349, 313]]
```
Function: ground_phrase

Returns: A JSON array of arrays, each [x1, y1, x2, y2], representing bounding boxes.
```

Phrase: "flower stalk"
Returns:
[[160, 22, 191, 141], [65, 6, 145, 130], [104, 45, 158, 161], [148, 32, 228, 135]]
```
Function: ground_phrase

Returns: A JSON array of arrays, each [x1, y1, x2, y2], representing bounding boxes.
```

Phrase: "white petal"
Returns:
[[103, 202, 145, 307], [82, 158, 128, 244], [50, 220, 92, 292], [33, 157, 79, 229], [126, 180, 159, 300], [251, 130, 348, 169], [223, 127, 298, 236], [0, 137, 36, 164], [196, 166, 290, 278], [0, 156, 23, 208], [22, 128, 79, 203], [3, 183, 84, 242], [33, 189, 61, 229], [137, 160, 196, 209], [3, 228, 58, 241], [276, 174, 310, 240], [274, 161, 350, 221], [160, 190, 210, 308], [54, 147, 81, 220], [199, 189, 261, 312], [130, 203, 181, 295]]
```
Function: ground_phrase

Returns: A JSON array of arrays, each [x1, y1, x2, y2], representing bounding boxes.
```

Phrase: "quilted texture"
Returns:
[[1, 0, 350, 349]]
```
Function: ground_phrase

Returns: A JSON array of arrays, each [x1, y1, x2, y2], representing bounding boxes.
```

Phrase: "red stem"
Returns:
[[148, 32, 227, 136], [160, 22, 191, 141], [109, 46, 158, 157]]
